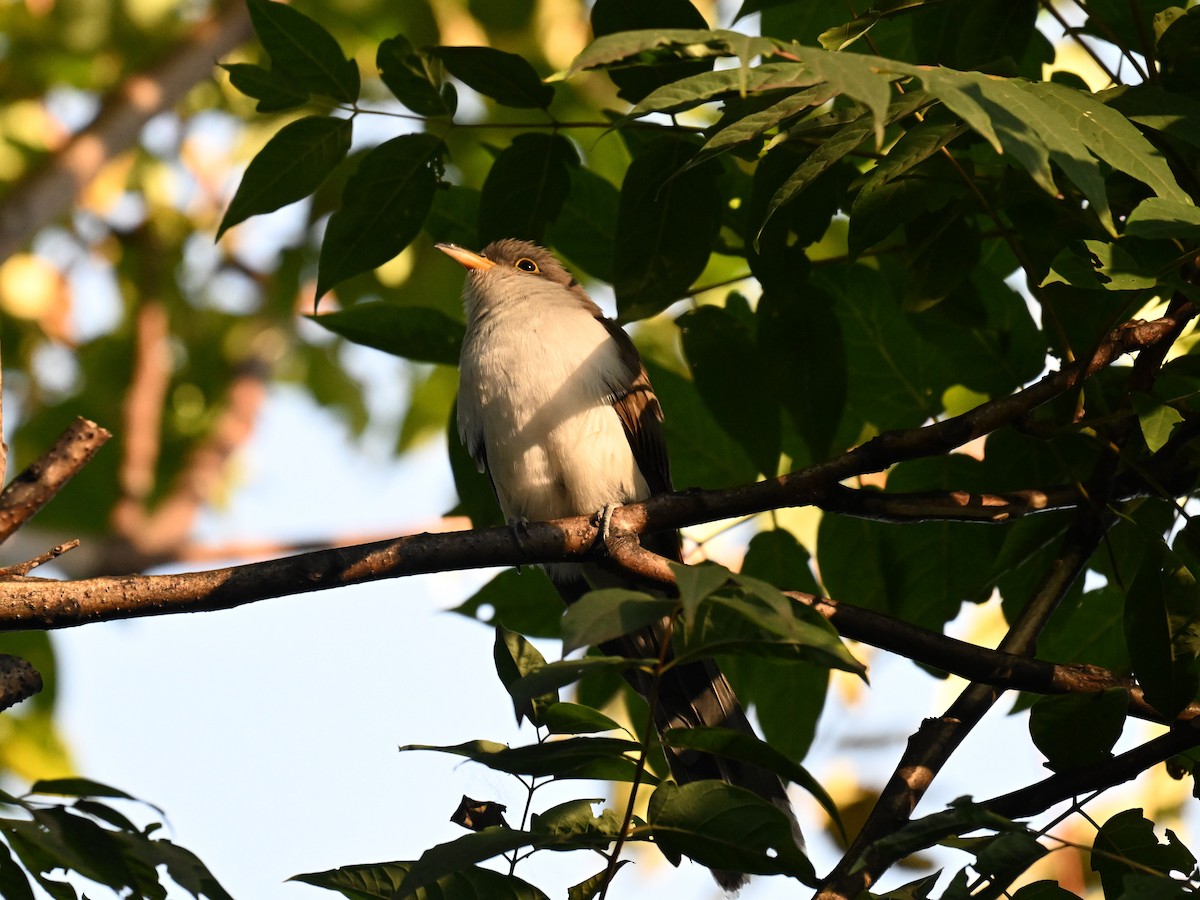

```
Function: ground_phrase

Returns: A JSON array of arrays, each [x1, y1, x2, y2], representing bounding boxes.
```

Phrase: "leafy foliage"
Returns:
[[5, 0, 1200, 896]]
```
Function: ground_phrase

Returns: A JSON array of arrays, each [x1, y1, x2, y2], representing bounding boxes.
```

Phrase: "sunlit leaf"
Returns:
[[316, 133, 445, 299]]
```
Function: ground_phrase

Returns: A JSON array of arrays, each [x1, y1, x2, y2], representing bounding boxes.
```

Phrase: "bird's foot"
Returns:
[[507, 516, 533, 559], [593, 503, 617, 545]]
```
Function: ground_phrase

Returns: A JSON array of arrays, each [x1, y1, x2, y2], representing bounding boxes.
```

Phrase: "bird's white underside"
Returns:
[[457, 274, 650, 524]]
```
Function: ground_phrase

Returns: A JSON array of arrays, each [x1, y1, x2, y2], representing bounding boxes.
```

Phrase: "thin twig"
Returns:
[[0, 417, 112, 546], [0, 540, 81, 576]]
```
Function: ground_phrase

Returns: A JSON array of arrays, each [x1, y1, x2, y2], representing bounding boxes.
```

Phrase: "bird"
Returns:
[[438, 238, 801, 890]]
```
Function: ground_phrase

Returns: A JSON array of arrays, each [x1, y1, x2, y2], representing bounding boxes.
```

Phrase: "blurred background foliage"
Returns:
[[2, 0, 1200, 895]]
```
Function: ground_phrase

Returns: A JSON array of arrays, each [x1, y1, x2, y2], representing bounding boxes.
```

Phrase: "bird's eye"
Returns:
[[514, 257, 539, 273]]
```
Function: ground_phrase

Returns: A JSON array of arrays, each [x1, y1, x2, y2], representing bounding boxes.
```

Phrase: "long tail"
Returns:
[[550, 561, 802, 892]]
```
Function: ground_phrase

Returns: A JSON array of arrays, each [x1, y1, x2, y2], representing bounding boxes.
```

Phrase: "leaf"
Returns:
[[1124, 552, 1200, 718], [671, 560, 733, 620], [217, 116, 352, 238], [589, 3, 719, 103], [531, 798, 622, 841], [679, 304, 782, 475], [648, 781, 814, 881], [662, 727, 844, 837], [561, 589, 677, 655], [647, 361, 759, 489], [398, 737, 651, 782], [1091, 809, 1197, 897], [27, 779, 138, 802], [1042, 240, 1158, 291], [451, 567, 564, 638], [245, 0, 359, 102], [479, 133, 576, 244], [756, 281, 846, 460], [760, 118, 874, 233], [614, 137, 722, 321], [741, 529, 819, 596], [377, 35, 453, 117], [546, 166, 620, 283], [783, 44, 895, 145], [494, 626, 556, 726], [293, 861, 549, 900], [1028, 689, 1128, 771], [699, 83, 840, 162], [0, 841, 35, 900], [541, 702, 623, 735], [972, 832, 1048, 891], [677, 588, 863, 674], [310, 303, 464, 365], [506, 656, 657, 708], [1125, 197, 1200, 240], [427, 46, 553, 109], [398, 830, 539, 899], [568, 862, 630, 900], [624, 63, 821, 120], [316, 133, 444, 300], [568, 28, 776, 77], [1133, 393, 1185, 453], [219, 62, 308, 112], [1105, 84, 1200, 150]]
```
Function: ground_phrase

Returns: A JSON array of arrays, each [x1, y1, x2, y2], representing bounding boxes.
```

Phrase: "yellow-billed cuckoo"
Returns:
[[438, 239, 801, 890]]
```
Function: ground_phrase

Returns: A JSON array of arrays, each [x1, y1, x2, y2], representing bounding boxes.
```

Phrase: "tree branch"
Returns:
[[0, 655, 42, 712], [0, 1, 253, 261], [0, 418, 112, 546]]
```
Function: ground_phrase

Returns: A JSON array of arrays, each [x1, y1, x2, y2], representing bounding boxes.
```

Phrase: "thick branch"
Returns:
[[0, 418, 112, 546], [0, 2, 253, 261]]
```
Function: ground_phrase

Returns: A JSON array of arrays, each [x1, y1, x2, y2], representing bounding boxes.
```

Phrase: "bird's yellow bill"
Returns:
[[436, 243, 496, 271]]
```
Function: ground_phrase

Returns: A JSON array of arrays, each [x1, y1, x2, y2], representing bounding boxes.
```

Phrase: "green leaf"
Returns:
[[506, 656, 656, 708], [741, 529, 819, 595], [1028, 689, 1128, 771], [399, 737, 651, 782], [699, 84, 839, 161], [398, 830, 539, 899], [27, 779, 138, 801], [647, 361, 759, 489], [671, 560, 734, 620], [541, 702, 623, 735], [531, 798, 622, 841], [1125, 197, 1200, 240], [561, 589, 677, 655], [316, 133, 444, 300], [1042, 240, 1158, 291], [662, 727, 844, 837], [494, 626, 556, 726], [761, 118, 874, 233], [614, 137, 722, 320], [217, 116, 352, 238], [1133, 392, 1185, 453], [972, 831, 1048, 893], [757, 281, 847, 460], [219, 62, 308, 112], [1124, 552, 1200, 718], [427, 46, 553, 109], [1105, 84, 1200, 150], [784, 44, 895, 145], [677, 588, 863, 674], [546, 166, 620, 283], [479, 133, 576, 244], [310, 303, 463, 365], [648, 781, 814, 881], [377, 35, 453, 117], [292, 861, 549, 900], [0, 841, 35, 900], [568, 28, 776, 77], [1092, 809, 1197, 897], [588, 4, 720, 103], [451, 567, 563, 638], [679, 304, 782, 474], [568, 862, 629, 900], [624, 63, 821, 120], [245, 0, 359, 102]]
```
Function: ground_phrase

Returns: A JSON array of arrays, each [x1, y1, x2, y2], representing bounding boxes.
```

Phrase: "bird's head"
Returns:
[[436, 239, 591, 321]]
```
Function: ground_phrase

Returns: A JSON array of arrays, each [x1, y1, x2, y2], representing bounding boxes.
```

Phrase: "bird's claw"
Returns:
[[594, 503, 617, 545]]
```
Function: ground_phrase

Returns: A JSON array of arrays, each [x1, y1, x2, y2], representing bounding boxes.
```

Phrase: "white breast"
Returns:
[[457, 290, 649, 524]]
